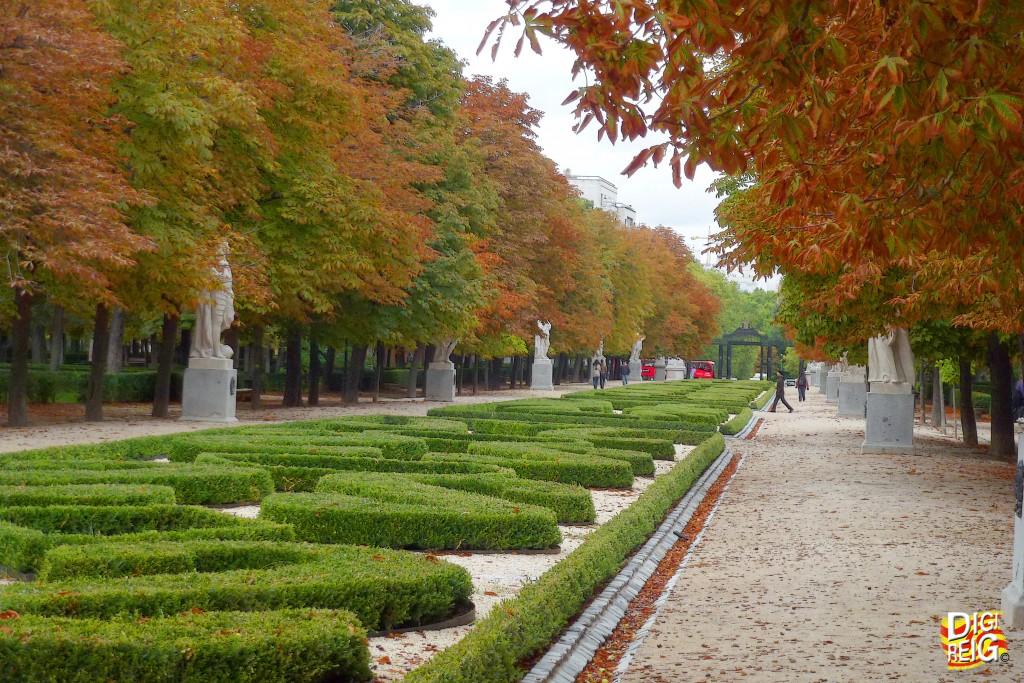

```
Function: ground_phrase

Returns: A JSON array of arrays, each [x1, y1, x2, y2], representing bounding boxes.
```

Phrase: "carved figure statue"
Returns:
[[433, 339, 458, 364], [595, 339, 605, 361], [534, 320, 552, 360], [190, 253, 234, 360], [629, 335, 646, 363], [836, 352, 849, 374], [868, 328, 914, 384]]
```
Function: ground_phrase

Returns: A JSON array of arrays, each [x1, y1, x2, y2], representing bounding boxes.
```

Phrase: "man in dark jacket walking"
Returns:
[[769, 369, 794, 413]]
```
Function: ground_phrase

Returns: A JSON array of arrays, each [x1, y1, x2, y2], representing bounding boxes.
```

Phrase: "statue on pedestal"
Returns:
[[534, 321, 551, 361], [630, 335, 645, 363], [190, 253, 234, 361], [433, 339, 458, 364], [595, 339, 605, 361], [868, 328, 914, 384]]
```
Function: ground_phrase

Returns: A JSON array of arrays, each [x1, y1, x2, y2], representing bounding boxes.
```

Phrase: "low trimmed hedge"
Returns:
[[452, 442, 634, 488], [0, 484, 177, 507], [0, 608, 372, 683], [0, 521, 297, 575], [264, 477, 561, 550], [0, 503, 254, 536], [174, 431, 428, 462], [535, 428, 675, 459], [37, 540, 322, 581], [751, 388, 774, 410], [720, 408, 754, 436], [195, 452, 505, 492], [1, 544, 472, 633], [0, 464, 273, 505], [404, 433, 725, 683], [537, 443, 654, 477]]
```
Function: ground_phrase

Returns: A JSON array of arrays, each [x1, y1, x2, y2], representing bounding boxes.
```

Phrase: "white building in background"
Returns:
[[566, 171, 637, 227]]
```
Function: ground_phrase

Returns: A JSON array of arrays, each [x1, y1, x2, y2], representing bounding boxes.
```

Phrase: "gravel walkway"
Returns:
[[619, 391, 1022, 682]]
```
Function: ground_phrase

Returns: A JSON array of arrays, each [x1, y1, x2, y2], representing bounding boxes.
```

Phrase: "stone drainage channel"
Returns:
[[522, 445, 736, 683]]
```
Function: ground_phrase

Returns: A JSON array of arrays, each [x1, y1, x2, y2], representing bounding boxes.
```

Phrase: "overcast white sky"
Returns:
[[423, 1, 773, 290]]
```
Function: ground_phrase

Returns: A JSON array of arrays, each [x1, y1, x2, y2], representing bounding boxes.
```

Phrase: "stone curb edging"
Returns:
[[725, 411, 761, 440], [521, 447, 735, 683], [612, 455, 746, 682]]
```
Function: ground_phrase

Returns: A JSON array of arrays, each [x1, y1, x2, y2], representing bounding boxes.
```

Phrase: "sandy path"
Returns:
[[620, 391, 1021, 683], [0, 385, 591, 453]]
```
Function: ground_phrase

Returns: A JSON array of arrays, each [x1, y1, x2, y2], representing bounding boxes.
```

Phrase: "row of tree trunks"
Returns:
[[282, 327, 303, 408], [343, 344, 367, 403], [988, 333, 1015, 461], [151, 313, 180, 418], [84, 304, 110, 422], [308, 330, 321, 407], [8, 289, 33, 427]]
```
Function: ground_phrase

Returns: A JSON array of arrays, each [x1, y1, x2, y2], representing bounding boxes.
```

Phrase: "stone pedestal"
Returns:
[[861, 384, 915, 454], [665, 360, 687, 381], [628, 360, 643, 382], [837, 379, 867, 417], [807, 363, 820, 387], [654, 358, 667, 382], [818, 364, 830, 393], [531, 359, 554, 391], [425, 362, 456, 402], [1002, 435, 1024, 628], [181, 358, 237, 423], [825, 369, 841, 403]]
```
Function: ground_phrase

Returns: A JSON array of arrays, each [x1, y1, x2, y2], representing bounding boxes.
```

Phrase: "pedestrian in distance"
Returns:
[[621, 358, 631, 386], [769, 369, 794, 413], [591, 357, 601, 390], [796, 371, 809, 402], [599, 358, 607, 389]]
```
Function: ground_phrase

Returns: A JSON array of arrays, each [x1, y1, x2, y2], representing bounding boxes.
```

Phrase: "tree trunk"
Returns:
[[282, 327, 303, 407], [7, 288, 32, 427], [988, 333, 1016, 460], [250, 326, 264, 410], [489, 358, 503, 390], [472, 354, 479, 395], [224, 328, 240, 369], [151, 313, 179, 418], [343, 344, 367, 403], [931, 365, 945, 428], [407, 343, 424, 398], [918, 364, 927, 424], [48, 305, 64, 371], [308, 329, 321, 406], [456, 354, 465, 396], [85, 304, 110, 422], [959, 357, 978, 446], [372, 342, 385, 403], [573, 354, 584, 383], [324, 346, 336, 395], [30, 320, 46, 365], [106, 307, 125, 374]]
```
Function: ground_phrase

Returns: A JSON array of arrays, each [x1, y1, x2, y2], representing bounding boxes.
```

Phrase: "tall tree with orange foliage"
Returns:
[[0, 0, 152, 426]]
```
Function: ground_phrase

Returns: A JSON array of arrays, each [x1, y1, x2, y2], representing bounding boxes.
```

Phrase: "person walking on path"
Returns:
[[599, 358, 608, 389], [591, 358, 601, 390], [796, 371, 809, 402], [769, 369, 794, 412], [621, 359, 631, 386]]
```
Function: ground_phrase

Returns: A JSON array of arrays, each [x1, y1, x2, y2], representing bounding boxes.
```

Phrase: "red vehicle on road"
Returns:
[[691, 360, 715, 379]]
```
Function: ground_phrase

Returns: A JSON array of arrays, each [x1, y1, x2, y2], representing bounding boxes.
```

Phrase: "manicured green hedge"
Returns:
[[537, 443, 654, 476], [170, 431, 427, 462], [0, 504, 253, 536], [0, 484, 177, 507], [0, 521, 297, 575], [404, 433, 726, 683], [37, 540, 322, 581], [623, 404, 728, 424], [720, 408, 755, 436], [0, 608, 372, 683], [264, 477, 560, 550], [420, 447, 632, 490], [1, 545, 471, 633], [535, 428, 676, 459], [751, 388, 774, 410], [0, 464, 273, 505], [195, 452, 505, 492]]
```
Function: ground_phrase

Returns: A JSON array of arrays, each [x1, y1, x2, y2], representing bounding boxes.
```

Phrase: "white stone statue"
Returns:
[[433, 339, 457, 364], [630, 335, 645, 363], [868, 328, 914, 384], [534, 320, 551, 361], [190, 253, 234, 360], [835, 352, 849, 374], [595, 339, 605, 361]]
